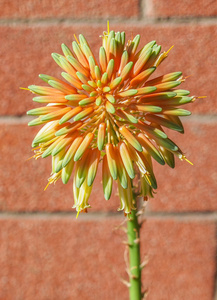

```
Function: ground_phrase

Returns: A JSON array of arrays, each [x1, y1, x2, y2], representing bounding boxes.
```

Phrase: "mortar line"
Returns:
[[0, 210, 216, 221], [0, 115, 32, 123], [0, 16, 216, 26]]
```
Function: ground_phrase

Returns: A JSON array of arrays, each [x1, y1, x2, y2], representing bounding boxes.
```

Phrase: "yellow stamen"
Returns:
[[192, 96, 207, 102], [32, 146, 41, 150], [184, 157, 193, 165], [74, 34, 80, 44], [26, 155, 35, 161], [44, 181, 51, 191], [20, 87, 30, 91], [145, 173, 152, 185], [107, 20, 110, 35], [166, 45, 174, 55], [44, 172, 61, 191], [27, 153, 41, 161], [76, 209, 80, 219]]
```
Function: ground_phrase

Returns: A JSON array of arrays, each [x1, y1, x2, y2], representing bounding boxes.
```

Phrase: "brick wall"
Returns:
[[0, 1, 217, 299]]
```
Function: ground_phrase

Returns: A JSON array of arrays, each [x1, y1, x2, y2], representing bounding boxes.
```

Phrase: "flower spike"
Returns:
[[27, 24, 196, 216]]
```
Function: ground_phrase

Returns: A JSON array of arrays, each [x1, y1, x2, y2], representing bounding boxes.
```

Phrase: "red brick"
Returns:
[[0, 23, 216, 115], [0, 218, 215, 300], [0, 123, 120, 212], [147, 120, 217, 212], [141, 219, 216, 300], [0, 0, 139, 19], [146, 0, 217, 17], [0, 218, 127, 300]]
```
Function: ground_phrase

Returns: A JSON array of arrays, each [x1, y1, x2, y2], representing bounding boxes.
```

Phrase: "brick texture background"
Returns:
[[0, 0, 217, 299]]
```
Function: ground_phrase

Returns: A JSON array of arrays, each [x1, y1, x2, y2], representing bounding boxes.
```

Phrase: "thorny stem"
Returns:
[[127, 198, 142, 300]]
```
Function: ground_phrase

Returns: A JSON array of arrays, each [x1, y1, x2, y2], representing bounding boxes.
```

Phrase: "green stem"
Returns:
[[127, 204, 142, 300]]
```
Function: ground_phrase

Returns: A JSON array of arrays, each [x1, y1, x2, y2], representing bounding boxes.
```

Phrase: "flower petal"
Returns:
[[137, 133, 165, 165], [97, 123, 106, 151], [74, 132, 94, 161], [61, 159, 75, 184], [119, 142, 135, 179], [102, 155, 113, 200], [87, 148, 101, 186], [119, 126, 143, 152], [105, 143, 118, 180], [62, 136, 83, 167]]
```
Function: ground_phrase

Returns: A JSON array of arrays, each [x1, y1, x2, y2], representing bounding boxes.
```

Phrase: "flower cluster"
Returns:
[[27, 25, 195, 216]]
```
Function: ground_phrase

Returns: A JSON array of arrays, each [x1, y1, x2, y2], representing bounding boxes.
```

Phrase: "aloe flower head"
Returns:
[[27, 23, 196, 216]]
